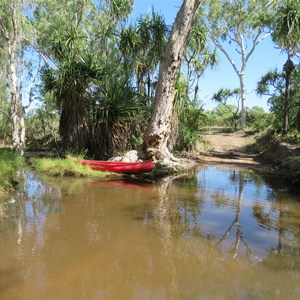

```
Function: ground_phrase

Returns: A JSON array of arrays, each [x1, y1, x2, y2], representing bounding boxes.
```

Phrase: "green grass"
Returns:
[[0, 149, 25, 193], [31, 156, 110, 178]]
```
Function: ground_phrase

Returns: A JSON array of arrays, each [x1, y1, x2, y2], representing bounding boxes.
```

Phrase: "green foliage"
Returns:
[[281, 130, 300, 144], [204, 0, 276, 37], [31, 157, 109, 177], [109, 0, 133, 20], [265, 0, 300, 133], [210, 104, 241, 131], [92, 76, 148, 157], [211, 88, 241, 131], [256, 66, 300, 132], [0, 149, 25, 192], [207, 104, 274, 132], [280, 155, 300, 184], [176, 98, 206, 151], [119, 9, 168, 100], [271, 0, 300, 54], [212, 87, 240, 102], [0, 90, 10, 143], [246, 106, 271, 133], [184, 13, 219, 99], [25, 94, 59, 150]]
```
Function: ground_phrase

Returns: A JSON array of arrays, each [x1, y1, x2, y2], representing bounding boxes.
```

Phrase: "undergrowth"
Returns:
[[280, 156, 300, 184], [31, 157, 110, 178], [0, 149, 25, 193]]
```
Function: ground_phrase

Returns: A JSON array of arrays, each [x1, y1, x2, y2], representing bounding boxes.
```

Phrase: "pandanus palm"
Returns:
[[119, 10, 168, 102], [92, 75, 144, 158], [42, 25, 102, 152], [183, 18, 218, 101], [272, 0, 300, 134]]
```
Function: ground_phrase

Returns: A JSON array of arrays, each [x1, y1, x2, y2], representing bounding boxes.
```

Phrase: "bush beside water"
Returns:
[[0, 149, 24, 193]]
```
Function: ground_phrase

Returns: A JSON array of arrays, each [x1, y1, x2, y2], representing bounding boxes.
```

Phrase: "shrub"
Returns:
[[0, 149, 25, 193]]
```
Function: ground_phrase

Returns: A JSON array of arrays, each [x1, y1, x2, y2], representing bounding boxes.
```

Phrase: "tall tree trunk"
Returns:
[[143, 0, 202, 162], [59, 89, 90, 153], [282, 57, 294, 135], [239, 72, 246, 129], [1, 2, 26, 155], [283, 72, 290, 134], [8, 39, 25, 155]]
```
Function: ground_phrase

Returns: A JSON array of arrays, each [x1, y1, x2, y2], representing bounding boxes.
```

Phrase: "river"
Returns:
[[0, 166, 299, 299]]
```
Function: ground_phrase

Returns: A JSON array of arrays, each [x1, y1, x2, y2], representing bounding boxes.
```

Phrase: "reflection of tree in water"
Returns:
[[217, 170, 254, 260], [213, 169, 299, 264], [253, 194, 300, 269], [5, 170, 64, 259], [181, 168, 252, 259], [172, 167, 300, 265], [152, 177, 182, 298]]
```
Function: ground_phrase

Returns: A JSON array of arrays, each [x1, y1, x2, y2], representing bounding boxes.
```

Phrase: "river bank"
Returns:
[[196, 130, 300, 185]]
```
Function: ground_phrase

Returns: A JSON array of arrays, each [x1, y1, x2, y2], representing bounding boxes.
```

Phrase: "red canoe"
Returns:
[[68, 156, 154, 174]]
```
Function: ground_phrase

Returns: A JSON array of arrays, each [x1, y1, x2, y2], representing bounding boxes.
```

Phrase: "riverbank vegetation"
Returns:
[[0, 149, 24, 193], [30, 157, 110, 178], [0, 1, 299, 184]]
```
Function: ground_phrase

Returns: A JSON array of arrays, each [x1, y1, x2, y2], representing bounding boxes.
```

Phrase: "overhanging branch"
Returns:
[[0, 108, 12, 120]]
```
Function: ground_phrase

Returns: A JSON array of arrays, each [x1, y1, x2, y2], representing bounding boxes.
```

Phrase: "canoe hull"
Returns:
[[81, 159, 154, 174]]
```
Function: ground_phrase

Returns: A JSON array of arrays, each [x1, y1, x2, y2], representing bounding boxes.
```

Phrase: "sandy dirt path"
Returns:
[[204, 131, 250, 154], [198, 130, 268, 170]]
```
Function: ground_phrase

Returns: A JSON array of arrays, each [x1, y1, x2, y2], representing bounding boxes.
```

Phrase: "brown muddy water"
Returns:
[[0, 166, 300, 300]]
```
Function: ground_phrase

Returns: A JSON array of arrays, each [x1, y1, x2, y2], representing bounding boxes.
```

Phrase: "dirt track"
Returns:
[[198, 131, 269, 170], [205, 131, 250, 153]]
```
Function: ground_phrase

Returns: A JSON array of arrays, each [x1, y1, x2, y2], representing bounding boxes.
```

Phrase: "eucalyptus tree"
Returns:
[[270, 0, 300, 134], [202, 0, 278, 129], [143, 0, 203, 163], [0, 0, 35, 155], [0, 45, 10, 141]]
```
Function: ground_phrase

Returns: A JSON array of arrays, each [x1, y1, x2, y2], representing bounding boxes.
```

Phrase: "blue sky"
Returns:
[[130, 0, 287, 111]]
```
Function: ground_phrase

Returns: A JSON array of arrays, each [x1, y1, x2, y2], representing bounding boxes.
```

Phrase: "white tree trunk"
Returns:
[[239, 73, 246, 129], [9, 44, 19, 147], [2, 3, 26, 155], [9, 46, 25, 156], [143, 0, 202, 162]]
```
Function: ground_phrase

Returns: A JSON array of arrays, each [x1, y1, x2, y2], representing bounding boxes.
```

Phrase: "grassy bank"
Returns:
[[0, 149, 25, 194], [255, 130, 300, 185], [30, 156, 110, 178]]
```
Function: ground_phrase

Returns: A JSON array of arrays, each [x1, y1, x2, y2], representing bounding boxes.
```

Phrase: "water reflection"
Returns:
[[0, 167, 300, 299], [169, 167, 300, 263]]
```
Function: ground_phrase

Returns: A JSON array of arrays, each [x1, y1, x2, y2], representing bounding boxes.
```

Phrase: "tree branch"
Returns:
[[245, 31, 271, 63], [23, 57, 43, 110], [0, 15, 10, 41], [207, 29, 240, 76], [23, 36, 56, 68], [0, 108, 12, 120]]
